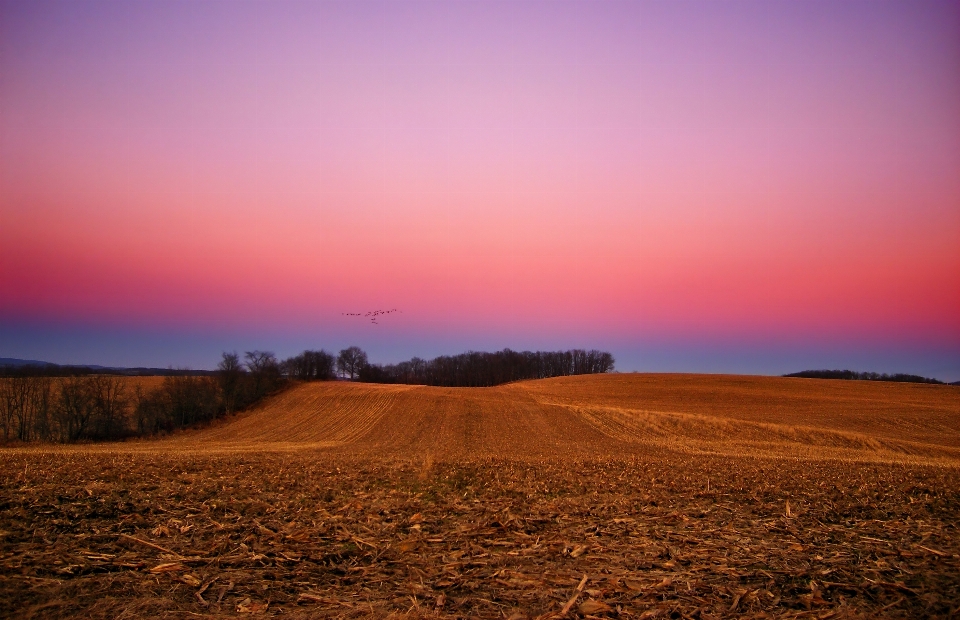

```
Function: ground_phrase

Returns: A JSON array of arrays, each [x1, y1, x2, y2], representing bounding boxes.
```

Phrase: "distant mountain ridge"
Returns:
[[0, 357, 59, 367], [0, 357, 213, 376]]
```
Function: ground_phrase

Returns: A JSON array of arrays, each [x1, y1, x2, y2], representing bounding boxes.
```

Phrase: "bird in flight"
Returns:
[[341, 309, 401, 324]]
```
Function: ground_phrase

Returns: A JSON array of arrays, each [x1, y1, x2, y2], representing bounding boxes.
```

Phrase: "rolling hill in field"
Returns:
[[175, 373, 960, 464], [5, 374, 960, 618]]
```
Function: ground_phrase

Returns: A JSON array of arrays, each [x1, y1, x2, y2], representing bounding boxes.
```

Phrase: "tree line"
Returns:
[[0, 347, 399, 441], [0, 351, 286, 443], [357, 348, 615, 387], [783, 369, 944, 384], [1, 346, 615, 442], [0, 374, 129, 442]]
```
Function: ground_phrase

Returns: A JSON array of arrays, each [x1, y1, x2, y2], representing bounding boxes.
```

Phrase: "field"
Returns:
[[2, 374, 959, 618]]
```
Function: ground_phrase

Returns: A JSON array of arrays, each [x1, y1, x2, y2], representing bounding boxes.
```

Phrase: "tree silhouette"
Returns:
[[337, 346, 368, 380]]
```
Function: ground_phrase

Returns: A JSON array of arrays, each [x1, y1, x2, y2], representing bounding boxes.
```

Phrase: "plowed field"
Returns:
[[2, 374, 959, 619], [172, 373, 960, 464]]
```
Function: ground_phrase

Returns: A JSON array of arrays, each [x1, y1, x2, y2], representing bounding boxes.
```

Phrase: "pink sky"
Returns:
[[1, 0, 958, 378]]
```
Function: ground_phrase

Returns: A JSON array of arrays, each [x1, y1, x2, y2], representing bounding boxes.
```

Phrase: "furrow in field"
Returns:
[[176, 382, 412, 446], [349, 386, 616, 459], [518, 374, 960, 449], [548, 401, 960, 464]]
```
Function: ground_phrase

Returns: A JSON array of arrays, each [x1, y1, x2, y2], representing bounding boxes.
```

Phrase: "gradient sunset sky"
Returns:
[[2, 0, 958, 379]]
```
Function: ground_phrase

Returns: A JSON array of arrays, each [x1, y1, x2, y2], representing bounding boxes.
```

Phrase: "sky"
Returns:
[[1, 0, 959, 380]]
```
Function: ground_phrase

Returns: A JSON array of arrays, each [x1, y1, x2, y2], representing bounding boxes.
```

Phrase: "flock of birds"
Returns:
[[341, 308, 401, 325]]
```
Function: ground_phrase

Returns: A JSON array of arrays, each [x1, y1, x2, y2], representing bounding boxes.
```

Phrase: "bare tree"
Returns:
[[217, 352, 245, 414], [57, 376, 96, 441], [132, 384, 152, 436], [219, 351, 242, 374], [337, 346, 368, 380], [244, 351, 277, 374], [89, 375, 129, 440], [245, 351, 280, 399], [27, 377, 54, 441], [0, 379, 16, 441], [283, 350, 336, 381]]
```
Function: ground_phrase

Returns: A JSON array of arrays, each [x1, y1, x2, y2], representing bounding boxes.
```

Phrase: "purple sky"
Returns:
[[1, 0, 959, 379]]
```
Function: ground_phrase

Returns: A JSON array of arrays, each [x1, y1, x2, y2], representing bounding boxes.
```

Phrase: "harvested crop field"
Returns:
[[2, 374, 959, 619]]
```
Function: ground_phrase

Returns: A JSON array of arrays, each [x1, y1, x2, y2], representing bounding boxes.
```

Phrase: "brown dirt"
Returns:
[[2, 374, 959, 619], [165, 373, 960, 464]]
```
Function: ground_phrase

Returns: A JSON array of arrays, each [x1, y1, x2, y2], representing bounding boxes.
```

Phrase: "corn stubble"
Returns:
[[1, 374, 959, 618]]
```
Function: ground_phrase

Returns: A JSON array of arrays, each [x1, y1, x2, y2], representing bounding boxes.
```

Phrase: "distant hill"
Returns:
[[785, 369, 943, 384], [0, 357, 58, 367], [0, 358, 213, 377]]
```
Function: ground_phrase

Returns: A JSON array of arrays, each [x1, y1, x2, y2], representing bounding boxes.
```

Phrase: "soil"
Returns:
[[2, 374, 959, 618]]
